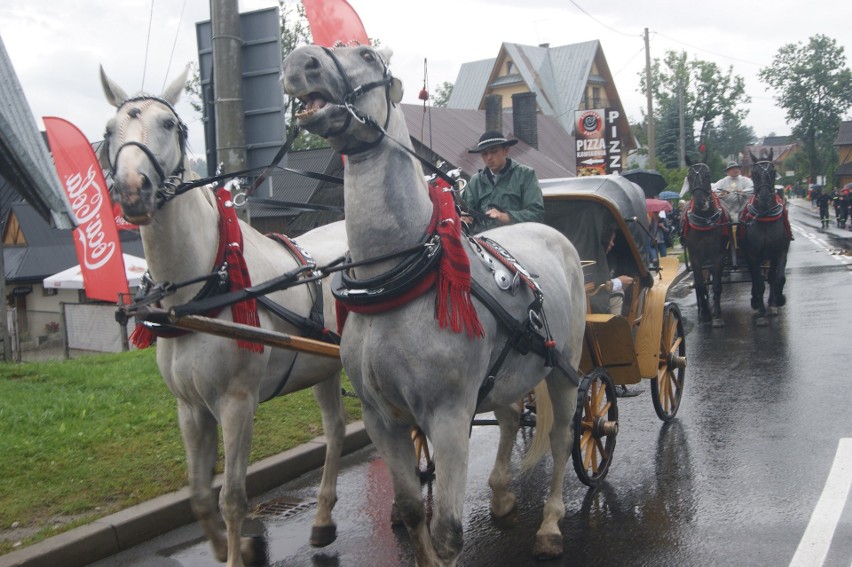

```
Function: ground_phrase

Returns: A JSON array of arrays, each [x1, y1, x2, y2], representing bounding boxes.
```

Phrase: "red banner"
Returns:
[[302, 0, 369, 47], [43, 116, 129, 302]]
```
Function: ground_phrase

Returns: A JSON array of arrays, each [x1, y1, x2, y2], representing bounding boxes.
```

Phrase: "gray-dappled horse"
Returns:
[[282, 44, 586, 566], [99, 66, 348, 567], [683, 160, 727, 327], [741, 150, 790, 326]]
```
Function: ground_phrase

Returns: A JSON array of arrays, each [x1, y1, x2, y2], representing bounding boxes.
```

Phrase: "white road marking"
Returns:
[[790, 438, 852, 567]]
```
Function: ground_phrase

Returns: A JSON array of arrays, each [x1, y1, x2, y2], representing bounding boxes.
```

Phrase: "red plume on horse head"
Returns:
[[301, 0, 369, 47]]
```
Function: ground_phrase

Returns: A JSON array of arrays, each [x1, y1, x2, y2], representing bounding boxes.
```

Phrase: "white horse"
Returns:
[[282, 45, 586, 566], [99, 66, 348, 567]]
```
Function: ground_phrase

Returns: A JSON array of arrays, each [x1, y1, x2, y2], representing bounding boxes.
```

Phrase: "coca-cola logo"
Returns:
[[64, 165, 116, 270]]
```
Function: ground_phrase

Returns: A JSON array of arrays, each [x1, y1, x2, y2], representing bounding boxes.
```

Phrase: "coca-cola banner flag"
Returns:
[[302, 0, 369, 47], [43, 117, 129, 302]]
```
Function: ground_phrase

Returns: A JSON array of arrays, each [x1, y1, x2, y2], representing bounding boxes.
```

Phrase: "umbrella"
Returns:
[[646, 198, 673, 213], [658, 190, 681, 200], [43, 254, 148, 290], [622, 169, 668, 198]]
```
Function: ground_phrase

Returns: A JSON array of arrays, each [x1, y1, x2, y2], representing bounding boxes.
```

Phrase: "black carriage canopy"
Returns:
[[541, 175, 653, 314]]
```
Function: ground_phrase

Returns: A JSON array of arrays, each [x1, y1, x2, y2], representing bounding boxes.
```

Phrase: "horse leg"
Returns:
[[428, 412, 474, 566], [768, 252, 788, 314], [693, 269, 710, 322], [488, 403, 522, 524], [219, 395, 265, 567], [362, 409, 443, 566], [749, 260, 768, 326], [309, 372, 346, 547], [711, 259, 725, 328], [533, 372, 577, 560], [177, 402, 229, 563]]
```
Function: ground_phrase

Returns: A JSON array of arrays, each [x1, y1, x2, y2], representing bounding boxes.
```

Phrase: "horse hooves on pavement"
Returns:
[[754, 316, 769, 327], [310, 524, 338, 547], [712, 318, 725, 328], [533, 533, 564, 560], [767, 306, 780, 317], [242, 535, 268, 566]]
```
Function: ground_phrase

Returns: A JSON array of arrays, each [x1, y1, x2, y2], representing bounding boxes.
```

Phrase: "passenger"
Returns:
[[606, 230, 634, 316], [460, 130, 544, 233]]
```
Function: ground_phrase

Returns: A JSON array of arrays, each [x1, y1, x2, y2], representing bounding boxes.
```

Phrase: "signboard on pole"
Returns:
[[575, 108, 623, 176]]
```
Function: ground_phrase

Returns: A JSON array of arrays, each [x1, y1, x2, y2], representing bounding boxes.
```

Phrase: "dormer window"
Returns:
[[506, 61, 514, 74]]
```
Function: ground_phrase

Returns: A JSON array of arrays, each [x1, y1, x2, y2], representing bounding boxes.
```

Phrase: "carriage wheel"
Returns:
[[572, 368, 619, 487], [651, 303, 687, 422]]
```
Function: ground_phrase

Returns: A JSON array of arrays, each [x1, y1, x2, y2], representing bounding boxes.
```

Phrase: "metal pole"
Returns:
[[210, 0, 248, 221], [644, 28, 656, 170], [60, 302, 69, 360]]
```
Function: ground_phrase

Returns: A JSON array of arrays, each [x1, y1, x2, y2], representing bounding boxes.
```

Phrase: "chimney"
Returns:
[[512, 92, 538, 149], [485, 94, 503, 132]]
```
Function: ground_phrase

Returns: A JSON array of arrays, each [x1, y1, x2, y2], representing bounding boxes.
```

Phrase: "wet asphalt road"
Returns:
[[88, 199, 852, 567]]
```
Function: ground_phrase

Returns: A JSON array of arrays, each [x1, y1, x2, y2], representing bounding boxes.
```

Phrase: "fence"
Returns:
[[6, 304, 134, 362]]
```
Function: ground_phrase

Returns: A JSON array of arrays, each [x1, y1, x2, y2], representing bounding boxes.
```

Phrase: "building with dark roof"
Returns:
[[834, 121, 852, 188]]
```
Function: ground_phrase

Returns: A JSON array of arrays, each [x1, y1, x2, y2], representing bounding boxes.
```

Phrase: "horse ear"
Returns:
[[685, 154, 694, 167], [768, 148, 774, 162], [749, 150, 759, 164], [161, 64, 189, 106], [99, 65, 128, 108]]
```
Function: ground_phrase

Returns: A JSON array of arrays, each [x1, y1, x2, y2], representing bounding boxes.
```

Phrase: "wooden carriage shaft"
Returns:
[[161, 313, 341, 359]]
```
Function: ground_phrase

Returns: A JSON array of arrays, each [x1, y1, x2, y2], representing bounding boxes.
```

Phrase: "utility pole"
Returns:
[[644, 28, 655, 170], [678, 78, 686, 168], [210, 0, 248, 219]]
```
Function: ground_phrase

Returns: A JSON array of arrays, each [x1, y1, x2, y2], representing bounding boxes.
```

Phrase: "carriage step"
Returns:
[[252, 495, 317, 519]]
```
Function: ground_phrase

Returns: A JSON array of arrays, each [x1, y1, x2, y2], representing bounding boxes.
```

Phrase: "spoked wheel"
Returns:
[[572, 368, 619, 487], [651, 303, 687, 422]]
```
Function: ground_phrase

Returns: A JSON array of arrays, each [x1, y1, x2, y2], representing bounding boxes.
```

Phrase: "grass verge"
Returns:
[[0, 348, 361, 555]]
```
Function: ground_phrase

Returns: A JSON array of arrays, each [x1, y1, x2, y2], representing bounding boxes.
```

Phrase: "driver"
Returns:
[[713, 161, 754, 196], [460, 130, 544, 233]]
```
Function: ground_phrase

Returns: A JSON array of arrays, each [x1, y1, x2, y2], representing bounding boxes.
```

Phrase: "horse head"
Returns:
[[99, 65, 190, 225], [281, 44, 404, 155], [687, 162, 714, 213], [749, 149, 776, 210]]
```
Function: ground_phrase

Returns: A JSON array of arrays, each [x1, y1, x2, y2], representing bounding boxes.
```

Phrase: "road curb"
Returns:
[[0, 422, 371, 567]]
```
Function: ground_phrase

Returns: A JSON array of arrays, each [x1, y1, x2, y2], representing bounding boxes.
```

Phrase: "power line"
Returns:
[[141, 0, 155, 91], [163, 0, 188, 91], [567, 0, 642, 38], [653, 31, 765, 67]]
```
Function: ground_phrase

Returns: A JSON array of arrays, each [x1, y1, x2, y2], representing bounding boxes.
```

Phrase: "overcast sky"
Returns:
[[2, 0, 851, 159]]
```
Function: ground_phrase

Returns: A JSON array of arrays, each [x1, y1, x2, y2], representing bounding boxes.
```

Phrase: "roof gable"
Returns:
[[835, 121, 852, 146]]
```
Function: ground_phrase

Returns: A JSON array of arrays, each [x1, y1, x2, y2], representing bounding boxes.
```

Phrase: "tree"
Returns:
[[640, 50, 750, 168], [432, 81, 453, 108], [759, 35, 852, 184]]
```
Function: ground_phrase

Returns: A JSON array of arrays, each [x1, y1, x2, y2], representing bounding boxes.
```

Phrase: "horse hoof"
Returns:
[[767, 306, 779, 317], [533, 533, 564, 560], [755, 316, 768, 327], [712, 318, 725, 328], [241, 535, 268, 566], [310, 524, 338, 547], [390, 502, 404, 527], [490, 506, 519, 529]]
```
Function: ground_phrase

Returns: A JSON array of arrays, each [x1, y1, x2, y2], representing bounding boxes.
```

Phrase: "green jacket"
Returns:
[[463, 159, 544, 231]]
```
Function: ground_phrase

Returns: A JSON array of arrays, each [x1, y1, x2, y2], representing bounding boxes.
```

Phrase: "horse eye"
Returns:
[[361, 51, 375, 63], [162, 118, 176, 130], [103, 127, 112, 139]]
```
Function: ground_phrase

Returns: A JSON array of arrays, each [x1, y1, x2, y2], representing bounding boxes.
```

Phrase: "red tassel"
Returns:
[[130, 323, 155, 349], [224, 246, 263, 353], [335, 299, 350, 335]]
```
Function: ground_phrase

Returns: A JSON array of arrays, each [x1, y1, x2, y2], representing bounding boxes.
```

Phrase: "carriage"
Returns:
[[538, 174, 687, 485]]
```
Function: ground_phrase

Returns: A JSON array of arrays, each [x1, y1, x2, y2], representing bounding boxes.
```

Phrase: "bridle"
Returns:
[[105, 94, 189, 208], [686, 163, 724, 227], [315, 45, 396, 154], [748, 161, 783, 218]]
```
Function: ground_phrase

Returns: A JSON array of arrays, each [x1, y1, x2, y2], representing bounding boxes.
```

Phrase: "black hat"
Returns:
[[468, 130, 519, 153]]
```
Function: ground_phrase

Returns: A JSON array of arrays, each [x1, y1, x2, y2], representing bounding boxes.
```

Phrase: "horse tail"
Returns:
[[521, 380, 553, 471]]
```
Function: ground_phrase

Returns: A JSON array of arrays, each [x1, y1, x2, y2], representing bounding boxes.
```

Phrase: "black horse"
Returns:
[[682, 160, 728, 327], [740, 149, 791, 326]]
